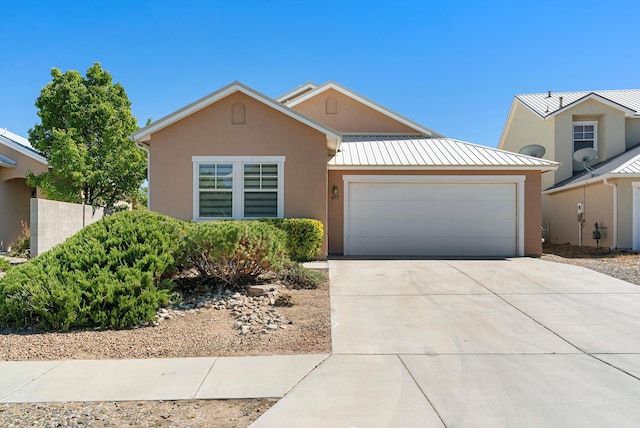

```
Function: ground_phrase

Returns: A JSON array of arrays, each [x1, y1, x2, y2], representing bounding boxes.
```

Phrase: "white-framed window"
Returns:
[[573, 121, 597, 151], [192, 156, 284, 220]]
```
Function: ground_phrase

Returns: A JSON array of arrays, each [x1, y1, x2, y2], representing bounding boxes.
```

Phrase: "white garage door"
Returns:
[[345, 176, 522, 257]]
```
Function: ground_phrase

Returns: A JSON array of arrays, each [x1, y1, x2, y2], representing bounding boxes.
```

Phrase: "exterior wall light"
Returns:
[[332, 185, 339, 200]]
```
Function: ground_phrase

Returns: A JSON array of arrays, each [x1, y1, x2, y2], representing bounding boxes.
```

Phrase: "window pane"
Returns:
[[244, 164, 261, 176], [574, 140, 594, 151], [244, 177, 261, 189], [199, 177, 217, 189], [585, 132, 594, 139], [244, 192, 277, 217], [200, 192, 232, 217], [585, 125, 594, 132], [261, 164, 278, 175], [262, 176, 278, 189], [199, 165, 216, 176]]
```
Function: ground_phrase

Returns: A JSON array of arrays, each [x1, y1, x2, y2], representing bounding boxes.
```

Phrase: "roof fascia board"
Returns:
[[286, 82, 439, 137], [540, 173, 640, 194], [498, 99, 524, 148], [547, 93, 637, 119], [275, 82, 318, 103], [0, 136, 48, 165], [514, 95, 548, 120], [131, 82, 341, 145], [327, 165, 559, 172]]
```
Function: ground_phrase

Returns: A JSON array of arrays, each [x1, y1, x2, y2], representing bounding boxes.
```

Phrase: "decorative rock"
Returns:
[[267, 324, 277, 330]]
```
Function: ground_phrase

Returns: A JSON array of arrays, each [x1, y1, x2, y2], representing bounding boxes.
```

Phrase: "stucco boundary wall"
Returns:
[[30, 198, 104, 257]]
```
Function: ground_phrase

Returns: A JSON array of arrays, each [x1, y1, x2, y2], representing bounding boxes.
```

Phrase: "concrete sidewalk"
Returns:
[[0, 354, 328, 403]]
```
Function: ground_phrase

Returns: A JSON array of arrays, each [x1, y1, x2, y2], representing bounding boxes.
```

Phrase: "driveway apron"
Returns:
[[253, 258, 640, 427]]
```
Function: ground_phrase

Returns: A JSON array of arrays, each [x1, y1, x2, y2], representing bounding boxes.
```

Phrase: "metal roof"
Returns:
[[0, 153, 16, 167], [516, 89, 640, 119], [547, 144, 640, 191], [0, 130, 48, 165], [328, 135, 559, 169]]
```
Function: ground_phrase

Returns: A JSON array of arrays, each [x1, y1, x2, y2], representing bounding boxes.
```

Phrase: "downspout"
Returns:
[[603, 177, 617, 249]]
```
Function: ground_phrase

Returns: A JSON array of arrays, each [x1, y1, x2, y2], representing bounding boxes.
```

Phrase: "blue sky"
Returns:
[[2, 0, 639, 148]]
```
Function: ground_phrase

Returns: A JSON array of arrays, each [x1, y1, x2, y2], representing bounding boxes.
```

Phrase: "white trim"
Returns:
[[633, 182, 640, 251], [0, 134, 48, 165], [341, 175, 526, 257], [192, 156, 285, 221], [327, 165, 558, 172], [276, 83, 318, 103], [284, 82, 441, 137]]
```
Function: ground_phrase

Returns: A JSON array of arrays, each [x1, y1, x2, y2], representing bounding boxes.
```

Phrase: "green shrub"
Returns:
[[258, 218, 323, 262], [0, 211, 185, 330], [179, 221, 286, 288], [279, 261, 324, 289], [0, 258, 11, 272]]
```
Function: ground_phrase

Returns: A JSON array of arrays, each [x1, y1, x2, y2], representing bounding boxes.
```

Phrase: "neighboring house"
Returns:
[[132, 81, 558, 257], [499, 89, 640, 249], [0, 129, 48, 250]]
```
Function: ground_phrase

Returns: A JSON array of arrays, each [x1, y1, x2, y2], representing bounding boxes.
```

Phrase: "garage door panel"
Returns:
[[350, 183, 515, 202], [349, 200, 516, 225], [348, 220, 516, 239], [346, 181, 518, 256], [349, 237, 515, 256]]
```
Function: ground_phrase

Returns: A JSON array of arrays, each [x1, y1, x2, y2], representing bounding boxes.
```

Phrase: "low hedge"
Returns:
[[179, 221, 286, 287], [0, 211, 185, 330], [258, 218, 323, 262]]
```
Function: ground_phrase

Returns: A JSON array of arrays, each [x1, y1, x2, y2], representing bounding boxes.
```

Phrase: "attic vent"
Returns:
[[232, 102, 246, 125], [326, 97, 337, 115]]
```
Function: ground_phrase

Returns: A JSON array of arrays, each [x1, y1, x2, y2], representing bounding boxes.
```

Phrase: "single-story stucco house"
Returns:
[[132, 81, 558, 257], [0, 129, 48, 250]]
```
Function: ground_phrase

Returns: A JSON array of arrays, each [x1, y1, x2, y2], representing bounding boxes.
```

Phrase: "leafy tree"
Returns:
[[27, 63, 146, 208]]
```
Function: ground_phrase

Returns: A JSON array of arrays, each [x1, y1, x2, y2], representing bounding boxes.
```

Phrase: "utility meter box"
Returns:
[[577, 202, 585, 214]]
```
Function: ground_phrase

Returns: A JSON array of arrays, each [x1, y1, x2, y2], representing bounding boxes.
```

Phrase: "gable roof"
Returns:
[[328, 135, 559, 170], [131, 81, 342, 152], [276, 82, 318, 104], [516, 89, 640, 120], [283, 81, 445, 138], [0, 129, 48, 165], [545, 144, 640, 193]]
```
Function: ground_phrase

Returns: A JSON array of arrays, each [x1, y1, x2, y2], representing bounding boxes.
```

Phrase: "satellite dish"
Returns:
[[573, 148, 598, 163], [519, 144, 546, 158]]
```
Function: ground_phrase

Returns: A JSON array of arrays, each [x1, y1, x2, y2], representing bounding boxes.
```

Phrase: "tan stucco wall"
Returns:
[[626, 118, 640, 150], [498, 102, 556, 191], [291, 88, 418, 134], [554, 99, 626, 183], [0, 144, 48, 250], [0, 178, 32, 250], [547, 183, 614, 247], [327, 169, 543, 256], [146, 92, 329, 254]]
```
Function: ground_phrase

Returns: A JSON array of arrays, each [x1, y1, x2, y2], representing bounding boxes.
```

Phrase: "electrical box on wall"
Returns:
[[577, 202, 584, 214]]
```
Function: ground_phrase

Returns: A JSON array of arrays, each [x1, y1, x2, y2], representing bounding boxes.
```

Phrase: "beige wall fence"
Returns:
[[30, 198, 104, 257]]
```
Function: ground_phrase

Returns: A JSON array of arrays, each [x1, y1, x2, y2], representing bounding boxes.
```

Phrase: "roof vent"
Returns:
[[547, 90, 552, 98], [559, 96, 563, 108]]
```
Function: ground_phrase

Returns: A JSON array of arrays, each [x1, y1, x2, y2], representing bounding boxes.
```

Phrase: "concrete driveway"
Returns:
[[253, 258, 640, 427]]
